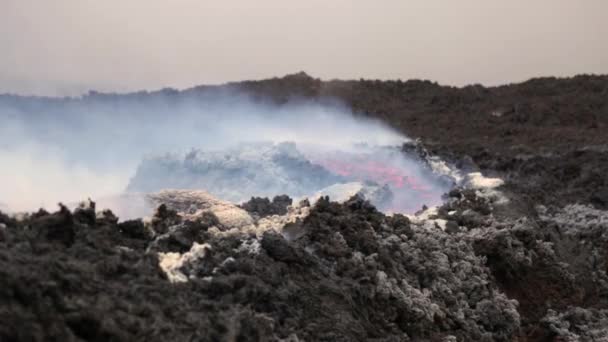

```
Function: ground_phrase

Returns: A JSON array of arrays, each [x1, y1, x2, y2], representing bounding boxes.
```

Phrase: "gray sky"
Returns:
[[1, 0, 607, 96]]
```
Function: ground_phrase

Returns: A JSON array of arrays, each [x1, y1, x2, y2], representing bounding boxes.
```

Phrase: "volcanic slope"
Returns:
[[233, 73, 608, 340], [1, 195, 521, 341], [1, 73, 608, 340]]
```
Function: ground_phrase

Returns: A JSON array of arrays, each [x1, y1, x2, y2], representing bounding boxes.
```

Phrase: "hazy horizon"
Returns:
[[2, 0, 607, 96]]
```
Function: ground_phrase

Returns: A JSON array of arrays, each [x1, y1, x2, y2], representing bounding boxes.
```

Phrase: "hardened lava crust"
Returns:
[[1, 73, 608, 341]]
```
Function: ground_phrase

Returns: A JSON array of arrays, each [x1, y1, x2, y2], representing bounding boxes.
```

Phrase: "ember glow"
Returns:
[[305, 147, 450, 213]]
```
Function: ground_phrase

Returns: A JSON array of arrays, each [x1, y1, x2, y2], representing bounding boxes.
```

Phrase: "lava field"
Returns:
[[1, 73, 608, 341]]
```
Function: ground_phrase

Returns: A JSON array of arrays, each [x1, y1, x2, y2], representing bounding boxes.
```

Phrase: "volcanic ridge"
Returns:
[[1, 73, 608, 341]]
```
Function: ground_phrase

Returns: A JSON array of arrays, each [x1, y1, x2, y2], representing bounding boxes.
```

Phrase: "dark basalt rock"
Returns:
[[591, 187, 608, 209], [241, 195, 293, 218], [117, 219, 149, 240], [0, 196, 524, 341], [30, 204, 75, 246]]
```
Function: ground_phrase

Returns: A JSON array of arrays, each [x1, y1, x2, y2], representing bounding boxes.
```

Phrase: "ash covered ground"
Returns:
[[1, 73, 608, 341]]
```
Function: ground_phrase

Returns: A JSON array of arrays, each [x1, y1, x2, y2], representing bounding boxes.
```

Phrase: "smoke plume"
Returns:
[[0, 89, 448, 215]]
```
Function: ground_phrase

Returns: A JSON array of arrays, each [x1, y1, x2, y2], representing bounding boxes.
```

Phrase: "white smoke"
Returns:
[[0, 143, 130, 211], [0, 90, 446, 215]]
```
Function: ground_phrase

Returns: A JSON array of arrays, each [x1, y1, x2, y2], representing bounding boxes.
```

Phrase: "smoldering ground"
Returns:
[[0, 89, 448, 215]]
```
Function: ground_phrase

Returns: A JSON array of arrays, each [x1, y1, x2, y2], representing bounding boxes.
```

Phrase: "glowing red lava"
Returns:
[[310, 151, 446, 213], [318, 158, 429, 191]]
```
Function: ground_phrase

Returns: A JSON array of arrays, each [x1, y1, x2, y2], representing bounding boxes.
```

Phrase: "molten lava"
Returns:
[[309, 149, 446, 213]]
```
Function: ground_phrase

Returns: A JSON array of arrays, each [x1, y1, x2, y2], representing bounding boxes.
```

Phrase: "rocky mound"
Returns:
[[233, 73, 608, 339], [0, 194, 522, 341], [3, 156, 608, 340], [127, 142, 345, 203], [240, 195, 293, 218]]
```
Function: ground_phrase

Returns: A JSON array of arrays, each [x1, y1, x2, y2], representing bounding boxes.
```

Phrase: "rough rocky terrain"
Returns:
[[126, 142, 345, 203], [232, 73, 608, 340], [1, 73, 608, 341]]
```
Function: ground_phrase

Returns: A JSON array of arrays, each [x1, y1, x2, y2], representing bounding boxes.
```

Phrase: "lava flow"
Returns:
[[308, 148, 448, 213]]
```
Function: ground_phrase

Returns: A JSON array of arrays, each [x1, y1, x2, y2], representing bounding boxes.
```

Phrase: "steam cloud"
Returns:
[[0, 90, 448, 215]]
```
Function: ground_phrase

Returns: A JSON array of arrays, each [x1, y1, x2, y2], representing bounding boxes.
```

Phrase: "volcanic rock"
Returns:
[[147, 189, 256, 231], [0, 195, 525, 341], [2, 73, 608, 340], [310, 181, 394, 208], [240, 195, 293, 218], [127, 142, 344, 203]]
